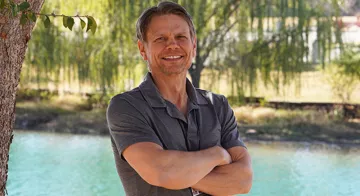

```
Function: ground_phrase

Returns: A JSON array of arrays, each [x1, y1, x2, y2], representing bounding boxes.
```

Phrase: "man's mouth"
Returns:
[[162, 55, 183, 60]]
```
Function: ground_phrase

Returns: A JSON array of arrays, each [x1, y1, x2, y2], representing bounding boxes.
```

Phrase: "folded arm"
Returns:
[[192, 146, 253, 195], [122, 142, 231, 190], [107, 97, 231, 190], [190, 95, 253, 195]]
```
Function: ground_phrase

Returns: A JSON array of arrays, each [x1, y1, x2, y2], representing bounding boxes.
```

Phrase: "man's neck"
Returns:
[[151, 72, 188, 115]]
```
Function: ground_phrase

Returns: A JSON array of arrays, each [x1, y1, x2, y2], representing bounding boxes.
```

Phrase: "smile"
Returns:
[[162, 56, 183, 60]]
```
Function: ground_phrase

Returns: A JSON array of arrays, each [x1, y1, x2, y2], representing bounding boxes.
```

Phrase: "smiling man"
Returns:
[[106, 1, 252, 196]]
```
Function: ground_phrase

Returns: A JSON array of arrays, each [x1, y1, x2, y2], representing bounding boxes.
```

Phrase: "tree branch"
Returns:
[[35, 13, 90, 18]]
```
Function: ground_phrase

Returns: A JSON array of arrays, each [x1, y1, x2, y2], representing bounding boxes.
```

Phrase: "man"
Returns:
[[106, 1, 253, 195]]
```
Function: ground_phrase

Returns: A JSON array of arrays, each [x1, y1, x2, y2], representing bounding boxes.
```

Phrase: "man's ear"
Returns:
[[137, 40, 148, 60]]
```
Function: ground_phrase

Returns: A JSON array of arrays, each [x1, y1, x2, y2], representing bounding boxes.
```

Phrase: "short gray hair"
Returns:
[[136, 1, 196, 42]]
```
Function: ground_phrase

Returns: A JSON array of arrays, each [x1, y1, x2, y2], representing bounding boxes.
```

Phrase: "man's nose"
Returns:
[[166, 37, 179, 50]]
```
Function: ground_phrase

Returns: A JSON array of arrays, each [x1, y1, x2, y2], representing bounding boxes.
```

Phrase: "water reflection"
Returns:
[[7, 131, 360, 196], [8, 131, 122, 196], [248, 142, 360, 196]]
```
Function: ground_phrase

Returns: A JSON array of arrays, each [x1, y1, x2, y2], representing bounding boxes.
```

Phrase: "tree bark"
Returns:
[[189, 40, 204, 88], [0, 1, 44, 195], [189, 63, 202, 88]]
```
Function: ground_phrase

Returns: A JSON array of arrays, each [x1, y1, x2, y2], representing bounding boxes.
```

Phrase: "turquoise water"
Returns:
[[7, 131, 360, 196]]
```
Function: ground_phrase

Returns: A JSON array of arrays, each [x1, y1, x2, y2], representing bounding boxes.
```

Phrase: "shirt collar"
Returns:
[[139, 72, 208, 108]]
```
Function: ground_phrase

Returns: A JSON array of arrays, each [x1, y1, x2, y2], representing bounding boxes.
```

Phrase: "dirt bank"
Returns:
[[14, 101, 360, 147]]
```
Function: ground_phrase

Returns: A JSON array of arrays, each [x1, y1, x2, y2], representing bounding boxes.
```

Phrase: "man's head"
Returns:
[[136, 1, 196, 42], [136, 1, 197, 75]]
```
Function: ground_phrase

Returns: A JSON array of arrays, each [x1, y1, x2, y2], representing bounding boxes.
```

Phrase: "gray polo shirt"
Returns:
[[107, 73, 246, 196]]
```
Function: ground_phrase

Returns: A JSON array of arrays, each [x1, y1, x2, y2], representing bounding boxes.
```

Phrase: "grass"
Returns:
[[16, 94, 88, 113], [200, 69, 360, 104], [233, 106, 360, 145], [233, 106, 342, 126], [19, 69, 360, 104], [15, 95, 108, 135]]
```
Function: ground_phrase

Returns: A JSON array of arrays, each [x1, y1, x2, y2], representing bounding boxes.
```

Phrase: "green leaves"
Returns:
[[0, 0, 5, 9], [7, 1, 37, 26], [18, 1, 30, 11], [19, 12, 36, 25], [64, 16, 97, 33], [86, 16, 97, 34], [43, 15, 50, 28], [86, 17, 92, 32], [67, 17, 74, 30], [63, 16, 68, 28], [12, 1, 31, 18], [62, 16, 86, 32], [2, 0, 97, 34], [10, 3, 18, 17], [20, 13, 27, 25], [44, 15, 98, 33], [80, 18, 86, 30], [28, 12, 37, 22]]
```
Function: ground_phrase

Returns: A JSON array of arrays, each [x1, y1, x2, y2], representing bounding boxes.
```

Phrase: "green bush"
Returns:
[[16, 89, 57, 101], [86, 93, 112, 109]]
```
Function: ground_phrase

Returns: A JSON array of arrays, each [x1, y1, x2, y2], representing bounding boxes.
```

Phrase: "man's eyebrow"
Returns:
[[176, 31, 189, 35], [149, 31, 165, 38], [148, 31, 190, 40]]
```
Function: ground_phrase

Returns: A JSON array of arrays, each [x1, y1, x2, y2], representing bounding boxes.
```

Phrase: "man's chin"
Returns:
[[160, 67, 186, 76]]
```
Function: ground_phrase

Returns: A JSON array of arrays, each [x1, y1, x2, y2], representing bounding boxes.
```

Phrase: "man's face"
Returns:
[[138, 14, 196, 76]]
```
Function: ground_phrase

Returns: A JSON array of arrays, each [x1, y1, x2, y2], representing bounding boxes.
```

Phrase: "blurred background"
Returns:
[[8, 0, 360, 195]]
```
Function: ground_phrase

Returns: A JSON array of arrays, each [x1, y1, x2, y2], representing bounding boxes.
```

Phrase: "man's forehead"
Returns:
[[149, 28, 189, 36], [147, 15, 191, 35]]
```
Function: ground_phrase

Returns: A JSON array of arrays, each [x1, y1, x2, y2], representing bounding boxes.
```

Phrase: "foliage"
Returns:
[[16, 88, 56, 101], [211, 0, 344, 98], [323, 46, 360, 103], [86, 93, 113, 109], [233, 106, 343, 126], [322, 65, 357, 103], [335, 45, 360, 79], [181, 0, 245, 87], [16, 0, 350, 100], [21, 0, 149, 95], [0, 0, 97, 33]]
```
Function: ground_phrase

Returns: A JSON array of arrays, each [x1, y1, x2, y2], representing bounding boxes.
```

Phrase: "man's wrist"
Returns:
[[212, 146, 231, 166]]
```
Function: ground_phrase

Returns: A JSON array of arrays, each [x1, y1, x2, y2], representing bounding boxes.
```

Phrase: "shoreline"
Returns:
[[14, 100, 360, 149], [243, 138, 360, 150], [13, 124, 360, 150], [12, 129, 360, 151]]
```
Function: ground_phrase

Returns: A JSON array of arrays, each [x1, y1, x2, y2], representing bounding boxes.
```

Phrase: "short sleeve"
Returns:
[[219, 96, 247, 150], [106, 95, 163, 158]]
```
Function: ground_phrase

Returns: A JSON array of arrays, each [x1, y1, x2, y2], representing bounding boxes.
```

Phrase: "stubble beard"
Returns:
[[159, 62, 188, 75]]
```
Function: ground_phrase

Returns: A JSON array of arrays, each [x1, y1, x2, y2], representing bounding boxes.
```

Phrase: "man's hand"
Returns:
[[215, 146, 232, 166], [192, 146, 253, 195]]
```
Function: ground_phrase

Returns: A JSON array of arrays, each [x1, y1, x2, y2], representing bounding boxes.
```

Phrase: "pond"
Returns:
[[7, 131, 360, 196]]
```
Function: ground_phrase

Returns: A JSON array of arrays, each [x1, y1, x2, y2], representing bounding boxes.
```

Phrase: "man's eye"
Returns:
[[155, 37, 165, 41], [177, 35, 187, 39]]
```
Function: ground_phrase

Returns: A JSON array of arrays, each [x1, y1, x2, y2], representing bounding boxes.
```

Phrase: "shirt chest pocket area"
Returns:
[[150, 109, 222, 151], [199, 120, 221, 150], [151, 116, 190, 151]]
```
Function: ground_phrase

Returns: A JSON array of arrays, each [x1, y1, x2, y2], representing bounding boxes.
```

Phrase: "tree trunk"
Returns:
[[189, 63, 202, 88], [0, 1, 44, 195], [189, 42, 204, 88]]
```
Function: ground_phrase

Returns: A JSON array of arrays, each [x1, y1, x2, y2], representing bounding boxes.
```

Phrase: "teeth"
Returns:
[[164, 56, 181, 59]]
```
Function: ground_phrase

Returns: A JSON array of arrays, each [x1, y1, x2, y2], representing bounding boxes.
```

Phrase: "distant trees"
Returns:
[[186, 0, 345, 98], [22, 0, 350, 95]]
